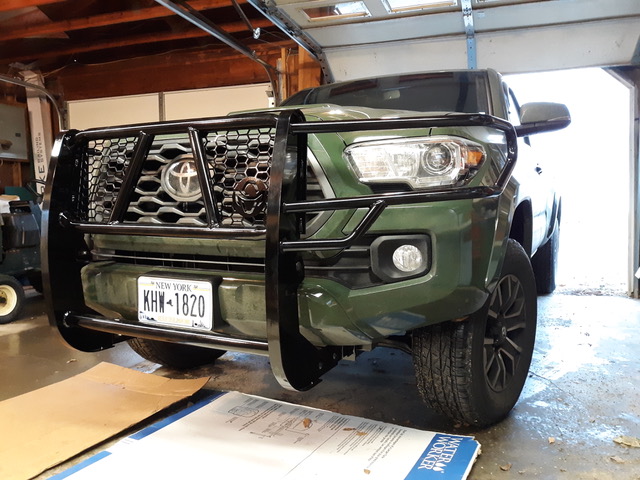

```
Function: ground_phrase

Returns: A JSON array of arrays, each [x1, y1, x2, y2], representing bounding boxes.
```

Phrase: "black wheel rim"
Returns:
[[483, 274, 528, 392]]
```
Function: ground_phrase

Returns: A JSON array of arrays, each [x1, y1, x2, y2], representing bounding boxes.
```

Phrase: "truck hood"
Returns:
[[296, 103, 459, 122], [287, 104, 453, 146], [235, 103, 467, 146]]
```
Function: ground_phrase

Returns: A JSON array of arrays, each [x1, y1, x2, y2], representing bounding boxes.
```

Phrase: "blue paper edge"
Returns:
[[48, 391, 226, 480]]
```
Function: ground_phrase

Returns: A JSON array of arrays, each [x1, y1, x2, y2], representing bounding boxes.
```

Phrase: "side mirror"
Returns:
[[516, 102, 571, 137]]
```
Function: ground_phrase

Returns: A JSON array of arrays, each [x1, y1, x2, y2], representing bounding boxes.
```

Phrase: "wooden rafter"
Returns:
[[0, 0, 64, 13], [0, 1, 318, 101], [0, 0, 243, 42], [0, 17, 274, 64], [54, 40, 294, 100]]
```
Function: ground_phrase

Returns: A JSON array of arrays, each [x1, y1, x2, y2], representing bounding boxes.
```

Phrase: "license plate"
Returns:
[[137, 276, 213, 330]]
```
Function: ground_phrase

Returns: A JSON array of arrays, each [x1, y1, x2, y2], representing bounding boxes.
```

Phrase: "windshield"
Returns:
[[282, 71, 491, 114]]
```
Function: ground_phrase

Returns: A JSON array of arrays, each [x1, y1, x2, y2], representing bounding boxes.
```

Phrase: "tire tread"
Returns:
[[413, 240, 537, 427], [128, 338, 225, 369]]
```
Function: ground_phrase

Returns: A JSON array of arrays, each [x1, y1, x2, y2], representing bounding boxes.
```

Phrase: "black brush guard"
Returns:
[[42, 110, 517, 391]]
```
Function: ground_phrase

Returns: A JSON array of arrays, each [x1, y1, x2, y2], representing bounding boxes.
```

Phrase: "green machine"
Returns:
[[0, 199, 41, 324]]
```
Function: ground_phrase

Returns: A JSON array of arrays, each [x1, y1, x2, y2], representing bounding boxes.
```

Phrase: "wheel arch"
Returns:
[[550, 195, 562, 236], [508, 200, 533, 256]]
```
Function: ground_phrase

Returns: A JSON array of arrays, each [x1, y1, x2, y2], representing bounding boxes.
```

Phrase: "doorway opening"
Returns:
[[506, 68, 631, 295]]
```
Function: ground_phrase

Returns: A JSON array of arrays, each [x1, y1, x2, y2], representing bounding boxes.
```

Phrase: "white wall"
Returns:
[[68, 94, 160, 130], [68, 84, 271, 129], [165, 84, 271, 120]]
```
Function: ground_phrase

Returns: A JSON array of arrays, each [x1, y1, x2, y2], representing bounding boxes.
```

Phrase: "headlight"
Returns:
[[344, 136, 485, 189]]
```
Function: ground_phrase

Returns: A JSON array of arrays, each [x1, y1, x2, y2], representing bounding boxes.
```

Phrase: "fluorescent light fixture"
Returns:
[[303, 1, 370, 21], [383, 0, 458, 13]]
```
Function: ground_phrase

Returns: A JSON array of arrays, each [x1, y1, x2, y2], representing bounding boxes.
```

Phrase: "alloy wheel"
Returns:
[[483, 273, 528, 392]]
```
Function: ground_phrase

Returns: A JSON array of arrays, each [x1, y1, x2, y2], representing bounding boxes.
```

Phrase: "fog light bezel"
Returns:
[[370, 234, 431, 283]]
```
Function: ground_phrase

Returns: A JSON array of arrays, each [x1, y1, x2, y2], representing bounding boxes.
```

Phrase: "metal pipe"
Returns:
[[0, 73, 63, 128], [281, 199, 386, 252], [69, 313, 270, 354], [154, 0, 281, 103], [65, 218, 266, 239], [230, 0, 259, 39], [246, 0, 331, 83], [76, 113, 277, 139]]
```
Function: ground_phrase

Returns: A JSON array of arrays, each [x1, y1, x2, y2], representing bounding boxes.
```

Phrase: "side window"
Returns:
[[506, 87, 521, 126], [505, 85, 531, 146]]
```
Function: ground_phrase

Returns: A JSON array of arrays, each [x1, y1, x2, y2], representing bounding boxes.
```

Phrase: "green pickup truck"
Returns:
[[43, 69, 569, 426]]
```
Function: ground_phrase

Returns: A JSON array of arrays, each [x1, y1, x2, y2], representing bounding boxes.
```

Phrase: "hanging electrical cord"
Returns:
[[230, 0, 261, 40]]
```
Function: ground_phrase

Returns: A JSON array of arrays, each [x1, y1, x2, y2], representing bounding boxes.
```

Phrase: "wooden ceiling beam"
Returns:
[[0, 0, 64, 13], [0, 17, 274, 64], [0, 0, 244, 42], [54, 42, 292, 100]]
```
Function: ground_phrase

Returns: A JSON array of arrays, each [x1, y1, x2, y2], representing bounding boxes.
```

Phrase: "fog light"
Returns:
[[392, 245, 424, 272], [371, 235, 431, 283]]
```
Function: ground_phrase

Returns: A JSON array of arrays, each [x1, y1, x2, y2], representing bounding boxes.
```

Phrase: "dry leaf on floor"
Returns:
[[613, 436, 640, 448], [500, 463, 512, 471]]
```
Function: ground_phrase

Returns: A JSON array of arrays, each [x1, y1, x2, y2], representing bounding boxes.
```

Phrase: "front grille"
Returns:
[[93, 249, 265, 273], [124, 135, 206, 226], [125, 139, 206, 225], [78, 128, 328, 230], [122, 129, 275, 227]]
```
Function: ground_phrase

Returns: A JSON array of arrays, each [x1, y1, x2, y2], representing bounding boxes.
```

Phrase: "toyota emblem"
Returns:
[[161, 156, 202, 202]]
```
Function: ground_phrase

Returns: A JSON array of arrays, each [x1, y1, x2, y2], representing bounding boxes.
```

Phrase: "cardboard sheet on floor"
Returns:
[[52, 391, 480, 480], [0, 362, 208, 480]]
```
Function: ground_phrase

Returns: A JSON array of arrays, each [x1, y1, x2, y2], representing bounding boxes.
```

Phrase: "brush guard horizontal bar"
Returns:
[[42, 110, 517, 391]]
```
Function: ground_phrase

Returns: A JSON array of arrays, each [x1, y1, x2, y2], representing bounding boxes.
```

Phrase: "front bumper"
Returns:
[[43, 111, 517, 391]]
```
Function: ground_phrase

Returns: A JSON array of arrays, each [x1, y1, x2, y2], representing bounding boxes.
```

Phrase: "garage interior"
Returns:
[[1, 0, 640, 478]]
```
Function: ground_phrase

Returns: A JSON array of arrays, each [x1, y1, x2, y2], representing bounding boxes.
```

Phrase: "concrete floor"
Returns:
[[2, 289, 640, 479]]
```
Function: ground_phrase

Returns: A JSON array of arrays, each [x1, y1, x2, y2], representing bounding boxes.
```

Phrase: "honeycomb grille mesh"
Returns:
[[206, 128, 274, 227], [79, 128, 283, 228], [83, 137, 136, 223], [125, 135, 207, 226]]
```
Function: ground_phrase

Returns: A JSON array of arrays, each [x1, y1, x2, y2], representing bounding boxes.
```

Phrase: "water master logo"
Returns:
[[405, 433, 479, 479]]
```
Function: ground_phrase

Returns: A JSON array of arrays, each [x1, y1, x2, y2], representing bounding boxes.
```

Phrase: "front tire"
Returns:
[[531, 218, 560, 295], [128, 338, 226, 369], [413, 239, 537, 427], [0, 275, 25, 324]]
